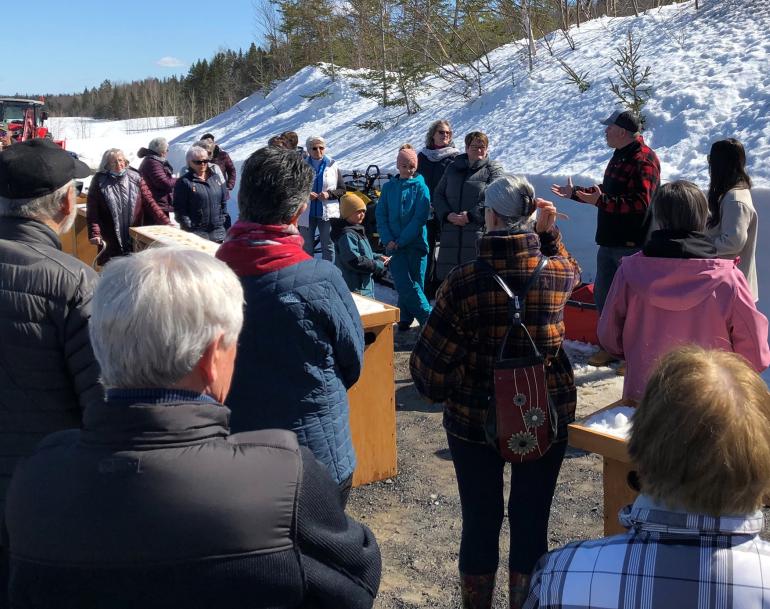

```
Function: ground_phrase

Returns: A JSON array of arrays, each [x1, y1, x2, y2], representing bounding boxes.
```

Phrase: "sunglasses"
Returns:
[[311, 146, 325, 151], [191, 159, 209, 165]]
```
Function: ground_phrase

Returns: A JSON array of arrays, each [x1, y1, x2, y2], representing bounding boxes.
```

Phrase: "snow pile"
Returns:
[[582, 405, 635, 439]]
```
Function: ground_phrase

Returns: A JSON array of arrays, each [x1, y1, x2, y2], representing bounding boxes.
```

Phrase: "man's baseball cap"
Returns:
[[601, 110, 641, 133], [0, 139, 91, 199]]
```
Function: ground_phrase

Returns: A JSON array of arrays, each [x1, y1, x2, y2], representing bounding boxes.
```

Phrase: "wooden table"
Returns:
[[60, 204, 98, 268], [568, 400, 638, 535], [129, 225, 400, 487]]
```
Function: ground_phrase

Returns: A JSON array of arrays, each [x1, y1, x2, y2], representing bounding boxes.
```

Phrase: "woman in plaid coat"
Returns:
[[410, 175, 580, 609]]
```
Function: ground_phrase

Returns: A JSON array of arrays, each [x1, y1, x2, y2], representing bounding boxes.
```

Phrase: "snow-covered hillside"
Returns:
[[164, 0, 770, 187], [46, 0, 770, 301]]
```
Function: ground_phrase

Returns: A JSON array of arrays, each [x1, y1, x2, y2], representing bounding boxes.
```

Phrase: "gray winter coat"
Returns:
[[432, 154, 503, 280], [0, 217, 103, 516]]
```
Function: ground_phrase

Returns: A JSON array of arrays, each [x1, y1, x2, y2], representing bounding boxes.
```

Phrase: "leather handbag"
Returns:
[[482, 258, 558, 463]]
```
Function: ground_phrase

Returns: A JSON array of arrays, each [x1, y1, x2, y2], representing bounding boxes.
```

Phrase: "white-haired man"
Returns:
[[4, 247, 381, 609], [0, 139, 101, 590]]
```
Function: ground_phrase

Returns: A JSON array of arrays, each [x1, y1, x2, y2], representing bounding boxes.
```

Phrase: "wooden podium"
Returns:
[[129, 225, 400, 487], [60, 204, 99, 268], [568, 400, 638, 535]]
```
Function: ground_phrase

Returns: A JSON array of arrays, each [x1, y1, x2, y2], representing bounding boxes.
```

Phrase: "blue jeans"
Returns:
[[594, 245, 639, 313], [389, 248, 432, 326], [447, 434, 567, 574], [302, 217, 334, 262]]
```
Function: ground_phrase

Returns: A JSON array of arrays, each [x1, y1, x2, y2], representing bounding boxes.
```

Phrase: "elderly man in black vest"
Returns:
[[4, 246, 381, 609]]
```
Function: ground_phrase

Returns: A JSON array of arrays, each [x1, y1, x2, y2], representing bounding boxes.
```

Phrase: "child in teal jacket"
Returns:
[[331, 192, 389, 297], [375, 145, 433, 328]]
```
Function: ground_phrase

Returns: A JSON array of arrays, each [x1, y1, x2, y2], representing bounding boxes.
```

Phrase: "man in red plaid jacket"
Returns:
[[551, 110, 660, 366]]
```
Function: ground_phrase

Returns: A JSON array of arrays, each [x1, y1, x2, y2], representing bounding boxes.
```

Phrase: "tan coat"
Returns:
[[708, 188, 758, 300]]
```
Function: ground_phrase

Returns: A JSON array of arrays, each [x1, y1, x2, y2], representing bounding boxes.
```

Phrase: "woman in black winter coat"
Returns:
[[417, 119, 460, 296], [173, 145, 229, 243], [432, 131, 503, 281]]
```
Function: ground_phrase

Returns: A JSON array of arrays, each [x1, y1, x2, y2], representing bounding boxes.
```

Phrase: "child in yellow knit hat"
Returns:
[[330, 192, 390, 297]]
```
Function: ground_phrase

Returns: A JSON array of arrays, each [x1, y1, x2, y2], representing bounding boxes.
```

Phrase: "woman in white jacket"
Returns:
[[300, 135, 346, 261], [707, 138, 758, 300]]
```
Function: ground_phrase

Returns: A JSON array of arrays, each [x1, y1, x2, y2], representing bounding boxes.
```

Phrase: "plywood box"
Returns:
[[569, 400, 638, 535]]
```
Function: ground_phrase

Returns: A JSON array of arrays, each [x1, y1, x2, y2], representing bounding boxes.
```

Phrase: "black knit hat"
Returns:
[[0, 139, 91, 199], [601, 110, 641, 133]]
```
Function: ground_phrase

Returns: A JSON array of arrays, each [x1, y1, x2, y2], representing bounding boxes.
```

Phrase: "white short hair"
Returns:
[[186, 145, 209, 164], [305, 135, 326, 151], [0, 181, 72, 220], [90, 246, 244, 389], [148, 137, 169, 155]]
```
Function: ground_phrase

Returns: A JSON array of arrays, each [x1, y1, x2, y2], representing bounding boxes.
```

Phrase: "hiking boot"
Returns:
[[587, 349, 618, 367], [509, 571, 532, 609], [459, 572, 496, 609]]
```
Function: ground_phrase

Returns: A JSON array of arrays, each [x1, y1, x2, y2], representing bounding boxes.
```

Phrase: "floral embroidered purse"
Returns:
[[482, 258, 558, 462]]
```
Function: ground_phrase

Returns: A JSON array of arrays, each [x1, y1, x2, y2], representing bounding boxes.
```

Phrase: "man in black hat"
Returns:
[[0, 139, 103, 590], [551, 110, 660, 367]]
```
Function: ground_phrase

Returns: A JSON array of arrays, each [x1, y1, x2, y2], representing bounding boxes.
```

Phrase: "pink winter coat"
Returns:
[[598, 251, 770, 401]]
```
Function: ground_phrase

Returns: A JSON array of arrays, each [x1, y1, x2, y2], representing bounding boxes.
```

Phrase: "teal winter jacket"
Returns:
[[331, 219, 385, 297], [376, 174, 431, 253]]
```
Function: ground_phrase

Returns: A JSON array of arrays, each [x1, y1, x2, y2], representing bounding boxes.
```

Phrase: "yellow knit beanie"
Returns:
[[340, 192, 367, 220]]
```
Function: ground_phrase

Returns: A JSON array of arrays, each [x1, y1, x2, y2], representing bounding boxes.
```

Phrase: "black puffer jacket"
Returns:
[[0, 217, 102, 516], [432, 154, 503, 280], [6, 394, 381, 609]]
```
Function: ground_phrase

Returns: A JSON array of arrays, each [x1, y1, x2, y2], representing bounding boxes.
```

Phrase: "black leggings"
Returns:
[[447, 433, 566, 575]]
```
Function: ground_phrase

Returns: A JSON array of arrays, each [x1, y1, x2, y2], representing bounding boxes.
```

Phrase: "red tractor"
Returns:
[[0, 98, 65, 148]]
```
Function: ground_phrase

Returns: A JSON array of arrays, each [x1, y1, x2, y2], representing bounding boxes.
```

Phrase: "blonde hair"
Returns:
[[629, 346, 770, 515], [424, 120, 453, 148]]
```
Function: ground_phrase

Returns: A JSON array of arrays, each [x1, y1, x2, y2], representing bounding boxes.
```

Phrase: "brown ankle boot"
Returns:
[[459, 572, 496, 609], [508, 571, 532, 609]]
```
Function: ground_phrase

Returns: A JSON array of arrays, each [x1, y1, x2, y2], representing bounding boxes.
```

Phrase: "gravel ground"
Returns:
[[347, 333, 622, 609], [347, 329, 770, 608]]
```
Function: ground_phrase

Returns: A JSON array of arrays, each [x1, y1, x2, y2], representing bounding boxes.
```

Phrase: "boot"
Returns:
[[509, 571, 532, 609], [459, 572, 496, 609]]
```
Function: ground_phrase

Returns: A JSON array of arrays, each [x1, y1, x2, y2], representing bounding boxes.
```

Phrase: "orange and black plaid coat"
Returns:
[[410, 228, 581, 443]]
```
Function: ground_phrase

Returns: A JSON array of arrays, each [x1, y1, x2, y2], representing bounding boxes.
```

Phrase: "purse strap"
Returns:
[[478, 257, 548, 361]]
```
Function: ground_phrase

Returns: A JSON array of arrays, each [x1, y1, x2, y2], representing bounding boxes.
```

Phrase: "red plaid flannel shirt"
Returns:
[[591, 136, 660, 214]]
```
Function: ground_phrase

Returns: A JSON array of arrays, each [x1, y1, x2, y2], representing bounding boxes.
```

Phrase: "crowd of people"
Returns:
[[0, 107, 768, 609]]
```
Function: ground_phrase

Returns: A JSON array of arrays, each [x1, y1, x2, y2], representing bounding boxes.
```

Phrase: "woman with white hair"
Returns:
[[137, 136, 176, 216], [411, 175, 580, 609], [298, 135, 345, 261], [173, 145, 229, 243], [87, 147, 170, 263]]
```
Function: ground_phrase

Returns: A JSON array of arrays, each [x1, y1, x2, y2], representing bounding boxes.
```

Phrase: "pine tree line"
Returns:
[[26, 0, 683, 125], [31, 45, 277, 126]]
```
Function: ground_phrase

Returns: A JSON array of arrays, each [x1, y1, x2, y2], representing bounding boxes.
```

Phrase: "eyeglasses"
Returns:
[[191, 159, 209, 165], [437, 130, 451, 136], [468, 144, 487, 150], [311, 146, 325, 151]]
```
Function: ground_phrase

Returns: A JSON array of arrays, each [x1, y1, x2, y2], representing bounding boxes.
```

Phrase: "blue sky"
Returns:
[[2, 0, 262, 96]]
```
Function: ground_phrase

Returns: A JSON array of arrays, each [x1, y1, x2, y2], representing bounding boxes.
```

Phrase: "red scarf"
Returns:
[[216, 220, 310, 276]]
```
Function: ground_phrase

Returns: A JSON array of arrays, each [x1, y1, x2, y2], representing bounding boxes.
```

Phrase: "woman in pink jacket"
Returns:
[[598, 180, 770, 402]]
